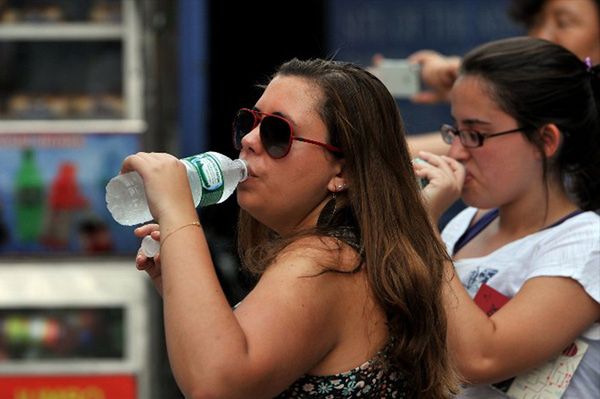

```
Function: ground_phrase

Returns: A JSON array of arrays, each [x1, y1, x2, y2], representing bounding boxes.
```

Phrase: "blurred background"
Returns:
[[0, 0, 522, 397]]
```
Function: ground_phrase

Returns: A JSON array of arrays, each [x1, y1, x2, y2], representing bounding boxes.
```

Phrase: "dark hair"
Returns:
[[460, 36, 600, 211], [508, 0, 600, 30], [237, 58, 458, 398]]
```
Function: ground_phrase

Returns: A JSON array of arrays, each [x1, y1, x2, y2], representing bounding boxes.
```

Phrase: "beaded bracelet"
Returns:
[[160, 221, 201, 249]]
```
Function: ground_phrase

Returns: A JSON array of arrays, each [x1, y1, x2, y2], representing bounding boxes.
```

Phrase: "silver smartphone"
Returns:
[[368, 59, 421, 98]]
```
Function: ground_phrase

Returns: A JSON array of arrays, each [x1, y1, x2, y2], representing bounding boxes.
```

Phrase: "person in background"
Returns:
[[128, 58, 457, 398], [405, 0, 600, 156], [415, 36, 600, 399]]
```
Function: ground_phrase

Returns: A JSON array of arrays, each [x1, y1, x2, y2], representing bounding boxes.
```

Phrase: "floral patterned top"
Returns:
[[274, 343, 408, 398]]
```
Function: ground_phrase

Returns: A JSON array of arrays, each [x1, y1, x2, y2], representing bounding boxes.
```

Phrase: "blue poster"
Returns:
[[0, 133, 141, 255], [326, 0, 525, 134]]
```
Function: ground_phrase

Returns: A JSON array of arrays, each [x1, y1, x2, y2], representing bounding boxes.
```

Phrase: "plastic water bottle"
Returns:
[[105, 151, 248, 226]]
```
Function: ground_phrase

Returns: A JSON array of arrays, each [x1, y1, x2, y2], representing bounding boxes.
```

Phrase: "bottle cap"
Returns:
[[141, 235, 160, 257]]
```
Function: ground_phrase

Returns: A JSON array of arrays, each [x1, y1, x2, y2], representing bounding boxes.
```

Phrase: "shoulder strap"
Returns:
[[452, 209, 499, 256]]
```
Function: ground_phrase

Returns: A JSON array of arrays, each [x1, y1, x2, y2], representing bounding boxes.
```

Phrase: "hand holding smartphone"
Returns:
[[367, 59, 421, 99]]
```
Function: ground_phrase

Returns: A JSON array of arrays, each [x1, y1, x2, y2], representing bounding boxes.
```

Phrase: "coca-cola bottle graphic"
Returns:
[[41, 161, 88, 249]]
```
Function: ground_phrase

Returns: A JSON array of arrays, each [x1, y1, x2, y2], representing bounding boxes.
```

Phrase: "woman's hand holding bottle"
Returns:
[[413, 152, 465, 221], [134, 223, 164, 295], [119, 152, 197, 224]]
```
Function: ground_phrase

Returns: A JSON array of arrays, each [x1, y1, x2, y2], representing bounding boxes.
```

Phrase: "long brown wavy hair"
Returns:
[[237, 58, 458, 398]]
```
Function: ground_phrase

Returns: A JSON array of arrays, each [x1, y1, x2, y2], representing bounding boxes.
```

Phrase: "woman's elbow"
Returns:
[[454, 355, 506, 385]]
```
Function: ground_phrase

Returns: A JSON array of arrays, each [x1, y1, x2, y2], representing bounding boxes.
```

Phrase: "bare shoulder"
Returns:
[[231, 235, 389, 379], [237, 235, 367, 330], [273, 235, 363, 275]]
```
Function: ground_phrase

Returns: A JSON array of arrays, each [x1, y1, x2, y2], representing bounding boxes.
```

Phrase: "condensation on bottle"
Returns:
[[105, 151, 248, 226]]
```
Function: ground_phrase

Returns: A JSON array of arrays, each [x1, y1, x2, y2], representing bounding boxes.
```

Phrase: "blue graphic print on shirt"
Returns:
[[465, 267, 499, 296]]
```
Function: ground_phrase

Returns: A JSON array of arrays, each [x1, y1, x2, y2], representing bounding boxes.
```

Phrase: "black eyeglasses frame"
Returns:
[[440, 124, 531, 148]]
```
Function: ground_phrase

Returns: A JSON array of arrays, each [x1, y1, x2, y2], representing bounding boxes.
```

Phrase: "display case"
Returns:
[[0, 2, 154, 395], [0, 0, 144, 131], [0, 261, 152, 398], [0, 0, 146, 255]]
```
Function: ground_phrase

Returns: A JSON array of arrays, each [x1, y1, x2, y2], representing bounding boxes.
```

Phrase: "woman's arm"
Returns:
[[444, 268, 600, 383], [160, 233, 346, 398], [120, 152, 352, 398], [407, 132, 450, 158]]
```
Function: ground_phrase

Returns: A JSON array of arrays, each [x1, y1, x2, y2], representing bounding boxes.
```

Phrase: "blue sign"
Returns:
[[0, 133, 141, 255], [326, 0, 525, 133]]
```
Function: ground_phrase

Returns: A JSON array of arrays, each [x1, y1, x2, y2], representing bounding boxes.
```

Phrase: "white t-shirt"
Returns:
[[442, 207, 600, 399]]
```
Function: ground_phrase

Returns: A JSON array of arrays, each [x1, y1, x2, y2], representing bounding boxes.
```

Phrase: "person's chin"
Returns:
[[462, 192, 496, 210], [236, 189, 262, 213], [461, 188, 480, 208], [236, 189, 250, 207]]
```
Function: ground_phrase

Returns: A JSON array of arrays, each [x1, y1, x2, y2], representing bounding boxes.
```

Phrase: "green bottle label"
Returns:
[[184, 153, 224, 207]]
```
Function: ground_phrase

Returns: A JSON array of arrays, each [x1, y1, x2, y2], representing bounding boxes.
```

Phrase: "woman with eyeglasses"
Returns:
[[404, 0, 600, 157], [415, 37, 600, 398], [126, 58, 458, 398]]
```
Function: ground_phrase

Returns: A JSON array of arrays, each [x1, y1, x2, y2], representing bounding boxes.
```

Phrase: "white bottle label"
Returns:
[[184, 153, 224, 206]]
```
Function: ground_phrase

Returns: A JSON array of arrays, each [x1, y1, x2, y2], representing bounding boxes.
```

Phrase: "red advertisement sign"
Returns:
[[0, 375, 136, 399]]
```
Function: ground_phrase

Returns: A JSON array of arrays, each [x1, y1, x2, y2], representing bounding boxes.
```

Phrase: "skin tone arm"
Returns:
[[407, 50, 461, 104], [444, 272, 599, 383], [123, 152, 357, 398], [415, 151, 600, 384], [405, 50, 461, 156], [407, 132, 449, 158]]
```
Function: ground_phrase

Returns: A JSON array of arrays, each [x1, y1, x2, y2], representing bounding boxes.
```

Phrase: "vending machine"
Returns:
[[0, 0, 145, 256], [0, 260, 153, 398], [0, 2, 156, 396]]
